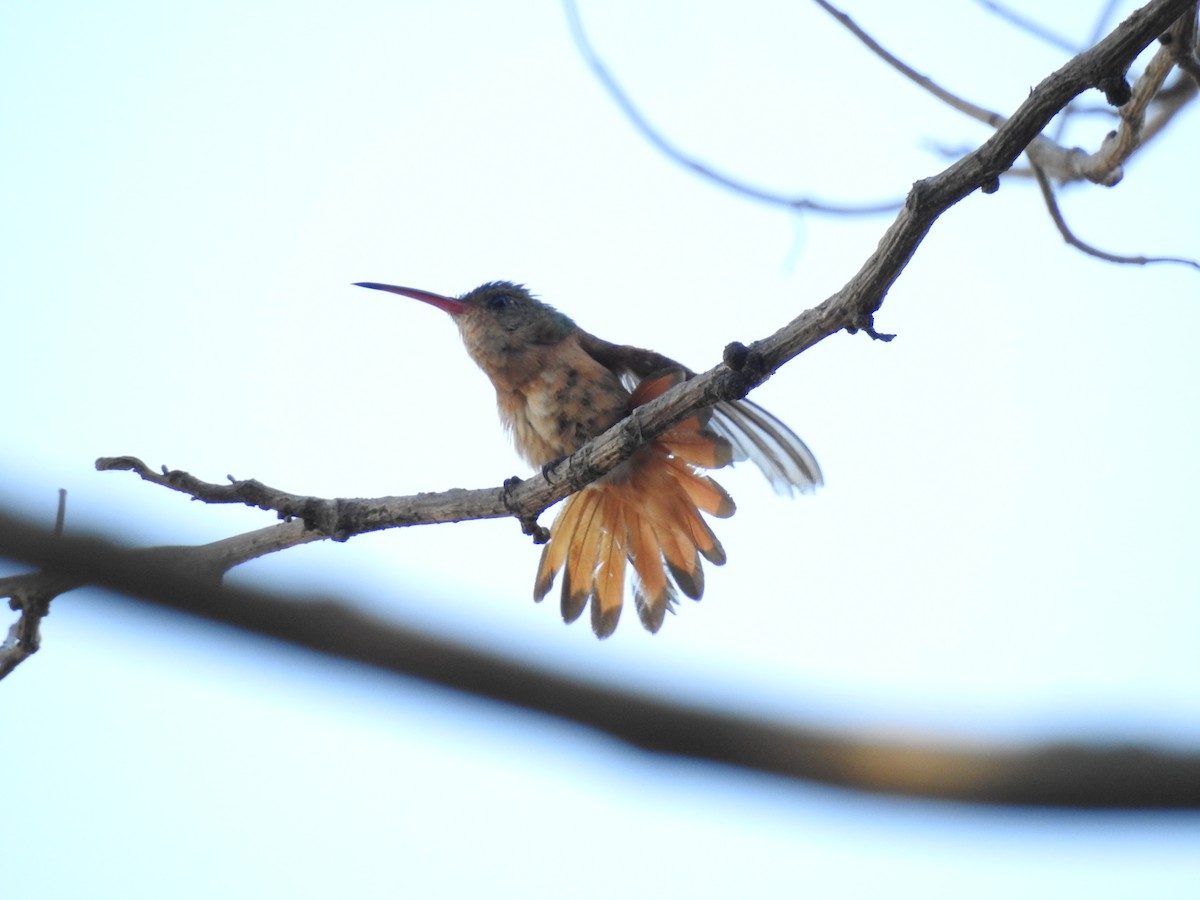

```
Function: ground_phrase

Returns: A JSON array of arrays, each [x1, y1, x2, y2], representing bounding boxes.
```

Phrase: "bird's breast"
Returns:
[[497, 357, 630, 467]]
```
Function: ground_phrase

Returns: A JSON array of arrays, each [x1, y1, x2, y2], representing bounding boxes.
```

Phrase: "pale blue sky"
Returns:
[[3, 2, 1198, 897]]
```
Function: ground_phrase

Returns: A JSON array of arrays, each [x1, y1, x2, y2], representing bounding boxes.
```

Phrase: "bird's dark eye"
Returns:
[[487, 294, 510, 311]]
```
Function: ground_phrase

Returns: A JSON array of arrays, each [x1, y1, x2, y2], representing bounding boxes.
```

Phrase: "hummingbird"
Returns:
[[355, 280, 822, 638]]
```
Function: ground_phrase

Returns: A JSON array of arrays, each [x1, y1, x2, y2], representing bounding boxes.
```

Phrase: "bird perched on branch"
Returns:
[[355, 280, 821, 638]]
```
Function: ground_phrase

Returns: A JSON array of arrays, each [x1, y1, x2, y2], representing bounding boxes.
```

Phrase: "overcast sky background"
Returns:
[[3, 1, 1199, 897]]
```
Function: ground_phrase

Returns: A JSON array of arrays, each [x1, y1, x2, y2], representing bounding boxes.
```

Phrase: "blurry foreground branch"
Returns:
[[3, 510, 1199, 810]]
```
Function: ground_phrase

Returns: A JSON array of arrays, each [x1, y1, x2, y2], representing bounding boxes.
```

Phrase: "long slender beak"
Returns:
[[353, 282, 468, 316]]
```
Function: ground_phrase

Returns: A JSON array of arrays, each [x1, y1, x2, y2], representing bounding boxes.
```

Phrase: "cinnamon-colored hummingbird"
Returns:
[[355, 280, 821, 638]]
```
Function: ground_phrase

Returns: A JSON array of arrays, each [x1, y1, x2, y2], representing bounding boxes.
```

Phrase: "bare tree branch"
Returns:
[[815, 0, 1198, 274], [3, 509, 1198, 809], [1, 572, 69, 680], [1077, 39, 1178, 178], [562, 0, 902, 215], [1, 491, 73, 679], [816, 0, 1198, 193]]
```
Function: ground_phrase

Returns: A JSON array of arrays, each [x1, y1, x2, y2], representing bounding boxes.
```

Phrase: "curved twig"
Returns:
[[562, 0, 902, 215], [1031, 162, 1200, 269], [815, 0, 1009, 128]]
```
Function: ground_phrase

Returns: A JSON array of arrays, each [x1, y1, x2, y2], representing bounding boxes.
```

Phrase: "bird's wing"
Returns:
[[577, 332, 822, 495], [708, 399, 822, 495]]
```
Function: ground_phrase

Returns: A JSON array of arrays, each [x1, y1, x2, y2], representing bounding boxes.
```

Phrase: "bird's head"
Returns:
[[355, 280, 576, 364]]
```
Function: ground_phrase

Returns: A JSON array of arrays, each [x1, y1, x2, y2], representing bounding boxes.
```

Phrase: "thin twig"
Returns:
[[0, 490, 75, 678], [1031, 162, 1200, 269], [94, 455, 532, 541], [973, 0, 1080, 54], [561, 0, 901, 215], [814, 0, 1008, 128]]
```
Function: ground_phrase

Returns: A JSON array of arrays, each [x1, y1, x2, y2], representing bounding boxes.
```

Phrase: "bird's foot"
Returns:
[[501, 474, 551, 544]]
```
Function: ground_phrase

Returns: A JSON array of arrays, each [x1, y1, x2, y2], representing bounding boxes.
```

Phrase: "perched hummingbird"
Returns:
[[355, 280, 822, 638]]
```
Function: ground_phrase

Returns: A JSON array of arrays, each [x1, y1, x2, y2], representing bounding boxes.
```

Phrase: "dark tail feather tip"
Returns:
[[591, 596, 621, 638]]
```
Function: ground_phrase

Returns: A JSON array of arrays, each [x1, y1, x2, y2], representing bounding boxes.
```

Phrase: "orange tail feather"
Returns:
[[531, 368, 748, 637], [591, 493, 627, 637], [562, 491, 605, 624], [533, 443, 735, 637], [630, 516, 675, 632]]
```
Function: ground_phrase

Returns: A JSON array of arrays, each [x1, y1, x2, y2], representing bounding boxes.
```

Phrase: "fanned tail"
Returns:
[[532, 371, 737, 638]]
